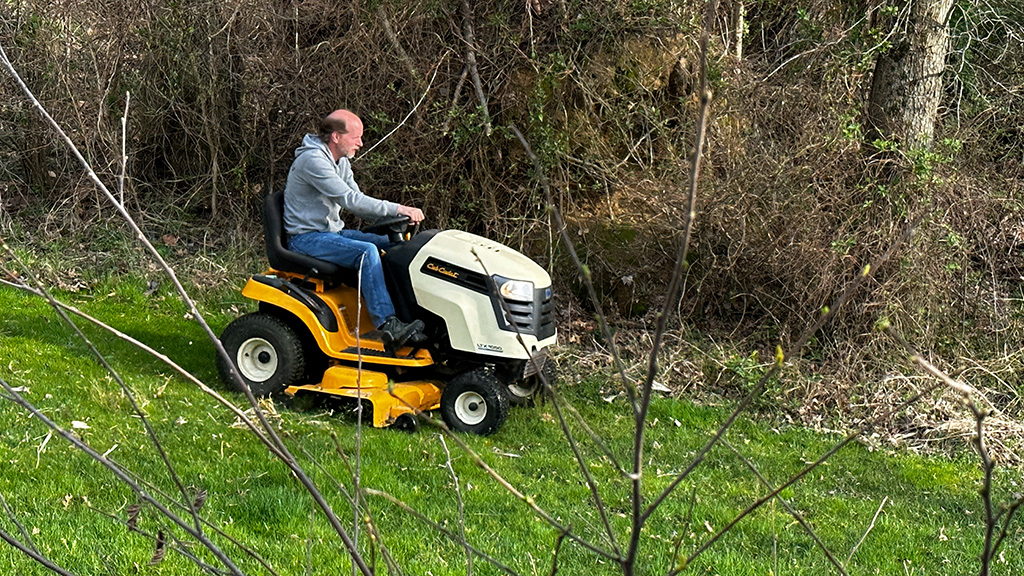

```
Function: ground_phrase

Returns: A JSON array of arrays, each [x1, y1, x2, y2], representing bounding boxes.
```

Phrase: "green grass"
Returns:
[[0, 281, 1020, 576]]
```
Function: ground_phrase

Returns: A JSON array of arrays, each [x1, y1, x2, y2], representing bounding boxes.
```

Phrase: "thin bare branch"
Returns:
[[991, 496, 1024, 560], [471, 248, 623, 556], [845, 496, 887, 569], [2, 245, 208, 537], [545, 388, 623, 556], [679, 379, 942, 572], [353, 255, 366, 576], [0, 275, 281, 457], [630, 2, 719, 571], [0, 492, 37, 555], [0, 44, 375, 575], [508, 124, 637, 413], [358, 52, 448, 158], [441, 435, 474, 576], [557, 397, 629, 477], [884, 327, 1019, 576], [549, 530, 569, 576], [0, 525, 77, 576], [667, 486, 697, 576], [322, 439, 406, 576], [0, 378, 246, 576], [365, 488, 522, 576], [723, 441, 849, 576], [117, 91, 129, 207]]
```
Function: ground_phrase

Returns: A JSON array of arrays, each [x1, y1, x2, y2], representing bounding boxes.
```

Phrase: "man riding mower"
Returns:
[[215, 110, 556, 435]]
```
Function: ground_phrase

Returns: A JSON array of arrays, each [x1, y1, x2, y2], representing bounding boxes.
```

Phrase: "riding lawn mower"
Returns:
[[215, 191, 557, 435]]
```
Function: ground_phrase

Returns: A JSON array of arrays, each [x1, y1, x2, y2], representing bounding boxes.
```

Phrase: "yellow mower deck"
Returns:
[[286, 366, 441, 428]]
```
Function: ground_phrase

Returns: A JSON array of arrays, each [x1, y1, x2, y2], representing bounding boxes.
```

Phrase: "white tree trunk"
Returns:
[[733, 1, 744, 61]]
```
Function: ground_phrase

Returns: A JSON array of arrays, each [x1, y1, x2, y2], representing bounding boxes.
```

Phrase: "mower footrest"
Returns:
[[341, 346, 422, 360]]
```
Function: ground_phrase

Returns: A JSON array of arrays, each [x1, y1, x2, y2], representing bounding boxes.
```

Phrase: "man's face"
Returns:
[[336, 120, 364, 159]]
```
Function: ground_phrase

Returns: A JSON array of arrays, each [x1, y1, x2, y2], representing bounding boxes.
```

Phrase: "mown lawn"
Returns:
[[0, 280, 1019, 575]]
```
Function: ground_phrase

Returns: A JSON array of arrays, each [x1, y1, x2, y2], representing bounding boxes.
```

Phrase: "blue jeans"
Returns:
[[288, 230, 394, 328]]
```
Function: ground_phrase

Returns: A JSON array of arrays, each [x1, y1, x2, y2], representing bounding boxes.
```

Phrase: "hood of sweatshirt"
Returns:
[[296, 133, 330, 160]]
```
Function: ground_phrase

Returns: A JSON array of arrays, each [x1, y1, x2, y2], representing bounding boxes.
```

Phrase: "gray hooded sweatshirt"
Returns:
[[283, 134, 400, 236]]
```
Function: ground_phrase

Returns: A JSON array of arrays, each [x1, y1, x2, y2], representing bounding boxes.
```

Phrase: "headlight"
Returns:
[[498, 279, 534, 302]]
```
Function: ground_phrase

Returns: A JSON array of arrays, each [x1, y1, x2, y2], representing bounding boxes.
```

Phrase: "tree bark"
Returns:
[[732, 1, 744, 61], [866, 0, 954, 150]]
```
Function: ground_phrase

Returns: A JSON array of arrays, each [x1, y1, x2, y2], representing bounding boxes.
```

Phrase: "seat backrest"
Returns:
[[263, 189, 343, 279]]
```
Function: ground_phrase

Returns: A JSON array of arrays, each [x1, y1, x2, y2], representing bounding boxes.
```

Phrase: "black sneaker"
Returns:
[[407, 329, 428, 345], [378, 316, 426, 352]]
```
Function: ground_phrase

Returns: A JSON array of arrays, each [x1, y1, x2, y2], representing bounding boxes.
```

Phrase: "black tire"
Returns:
[[507, 358, 558, 406], [217, 312, 306, 397], [392, 413, 419, 432], [441, 369, 510, 435]]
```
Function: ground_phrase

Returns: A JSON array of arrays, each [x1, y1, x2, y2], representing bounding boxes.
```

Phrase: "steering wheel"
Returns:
[[363, 215, 416, 243]]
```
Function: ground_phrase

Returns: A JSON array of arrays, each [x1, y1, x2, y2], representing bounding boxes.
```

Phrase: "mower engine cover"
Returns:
[[393, 230, 556, 360]]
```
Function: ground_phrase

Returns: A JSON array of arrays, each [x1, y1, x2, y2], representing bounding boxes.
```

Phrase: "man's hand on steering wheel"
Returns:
[[397, 204, 424, 225], [363, 204, 424, 241]]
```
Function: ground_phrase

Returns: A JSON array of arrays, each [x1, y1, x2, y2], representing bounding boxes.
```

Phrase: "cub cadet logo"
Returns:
[[476, 343, 503, 353], [427, 262, 459, 279]]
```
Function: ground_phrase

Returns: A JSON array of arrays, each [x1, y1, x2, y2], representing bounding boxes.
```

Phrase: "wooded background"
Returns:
[[2, 0, 1023, 426]]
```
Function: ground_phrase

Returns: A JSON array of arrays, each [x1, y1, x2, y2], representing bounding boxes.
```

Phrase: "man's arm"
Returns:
[[303, 154, 399, 220]]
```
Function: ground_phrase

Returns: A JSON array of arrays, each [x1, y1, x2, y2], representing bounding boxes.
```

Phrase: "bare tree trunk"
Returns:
[[866, 0, 954, 150], [459, 0, 491, 137], [732, 0, 744, 61]]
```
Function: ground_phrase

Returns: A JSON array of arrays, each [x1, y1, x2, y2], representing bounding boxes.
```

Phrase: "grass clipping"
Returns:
[[231, 397, 282, 430]]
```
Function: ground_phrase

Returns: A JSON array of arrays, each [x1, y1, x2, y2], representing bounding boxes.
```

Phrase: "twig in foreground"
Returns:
[[0, 526, 76, 576], [365, 488, 522, 576], [723, 440, 849, 576], [845, 496, 887, 569], [0, 492, 38, 555], [886, 327, 1024, 576], [441, 435, 474, 576], [0, 275, 281, 457], [0, 378, 245, 575], [678, 377, 942, 574], [0, 44, 374, 575]]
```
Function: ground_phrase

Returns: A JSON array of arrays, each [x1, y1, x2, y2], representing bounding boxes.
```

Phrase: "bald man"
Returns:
[[283, 109, 426, 351]]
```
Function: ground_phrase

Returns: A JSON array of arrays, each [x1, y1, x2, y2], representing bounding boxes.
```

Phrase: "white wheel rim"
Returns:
[[454, 391, 487, 425], [237, 337, 278, 382]]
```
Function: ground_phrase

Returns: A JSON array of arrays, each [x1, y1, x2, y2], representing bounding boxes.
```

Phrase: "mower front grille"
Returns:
[[536, 290, 556, 340], [504, 301, 535, 333], [493, 286, 556, 339]]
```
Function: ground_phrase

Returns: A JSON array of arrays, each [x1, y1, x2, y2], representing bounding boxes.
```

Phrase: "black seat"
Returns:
[[263, 189, 355, 284]]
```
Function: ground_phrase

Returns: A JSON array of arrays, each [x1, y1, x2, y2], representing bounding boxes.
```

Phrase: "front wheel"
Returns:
[[507, 358, 558, 406], [217, 312, 306, 397], [441, 369, 510, 435]]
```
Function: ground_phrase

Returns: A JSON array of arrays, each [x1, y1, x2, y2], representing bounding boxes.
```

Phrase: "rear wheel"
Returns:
[[441, 369, 509, 435], [217, 312, 306, 397]]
